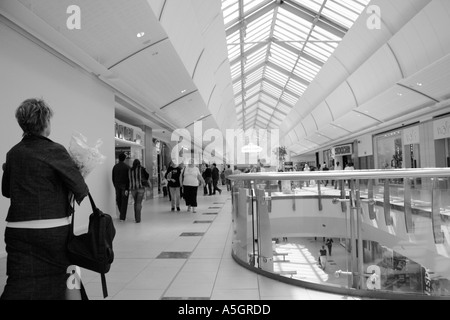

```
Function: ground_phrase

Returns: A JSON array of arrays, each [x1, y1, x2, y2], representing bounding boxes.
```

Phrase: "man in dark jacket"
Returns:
[[202, 164, 213, 195], [112, 153, 130, 221], [211, 163, 222, 195]]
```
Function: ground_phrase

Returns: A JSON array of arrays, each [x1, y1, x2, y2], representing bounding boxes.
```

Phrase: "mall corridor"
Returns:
[[0, 191, 362, 301]]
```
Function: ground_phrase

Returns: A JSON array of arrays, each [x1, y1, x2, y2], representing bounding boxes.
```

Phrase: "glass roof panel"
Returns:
[[245, 67, 264, 87], [222, 0, 369, 130], [259, 103, 275, 114], [243, 0, 271, 15], [286, 78, 307, 96], [222, 0, 239, 26], [264, 68, 289, 86]]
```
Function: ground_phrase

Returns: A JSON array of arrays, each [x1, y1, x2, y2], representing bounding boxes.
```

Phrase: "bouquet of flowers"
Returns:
[[68, 132, 106, 178]]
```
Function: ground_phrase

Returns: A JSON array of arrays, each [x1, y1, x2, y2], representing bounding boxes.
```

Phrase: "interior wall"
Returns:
[[0, 21, 116, 257]]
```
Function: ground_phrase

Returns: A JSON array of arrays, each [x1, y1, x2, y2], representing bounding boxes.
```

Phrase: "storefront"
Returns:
[[374, 130, 403, 170], [115, 120, 145, 165], [434, 116, 450, 168], [332, 143, 354, 169]]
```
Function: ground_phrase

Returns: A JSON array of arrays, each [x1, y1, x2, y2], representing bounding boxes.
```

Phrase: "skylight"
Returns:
[[221, 0, 370, 131]]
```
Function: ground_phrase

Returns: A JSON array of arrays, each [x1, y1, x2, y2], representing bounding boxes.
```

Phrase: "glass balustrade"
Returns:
[[229, 169, 450, 299]]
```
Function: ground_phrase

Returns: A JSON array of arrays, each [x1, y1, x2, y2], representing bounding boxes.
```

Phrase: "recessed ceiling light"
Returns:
[[397, 93, 403, 96], [137, 32, 145, 38], [416, 82, 423, 86], [181, 90, 187, 93]]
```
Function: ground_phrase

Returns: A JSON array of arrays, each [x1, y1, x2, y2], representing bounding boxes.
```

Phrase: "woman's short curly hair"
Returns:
[[15, 98, 54, 136]]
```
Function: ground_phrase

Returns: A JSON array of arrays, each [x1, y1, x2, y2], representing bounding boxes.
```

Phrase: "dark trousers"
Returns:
[[204, 178, 212, 195], [1, 226, 71, 300], [212, 179, 221, 194], [184, 186, 198, 207], [115, 186, 129, 220]]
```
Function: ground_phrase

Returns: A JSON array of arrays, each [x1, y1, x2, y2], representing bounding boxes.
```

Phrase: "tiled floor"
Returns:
[[0, 190, 363, 300]]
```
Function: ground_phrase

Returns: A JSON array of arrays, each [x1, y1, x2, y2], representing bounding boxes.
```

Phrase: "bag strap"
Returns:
[[70, 192, 97, 232], [100, 273, 108, 298], [88, 192, 97, 212]]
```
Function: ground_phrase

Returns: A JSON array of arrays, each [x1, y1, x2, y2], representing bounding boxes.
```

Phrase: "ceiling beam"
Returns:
[[229, 37, 324, 69], [234, 77, 298, 101], [232, 60, 310, 87]]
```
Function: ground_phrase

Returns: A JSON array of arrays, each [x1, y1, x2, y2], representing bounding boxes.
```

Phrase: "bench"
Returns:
[[273, 252, 289, 262], [277, 270, 297, 278]]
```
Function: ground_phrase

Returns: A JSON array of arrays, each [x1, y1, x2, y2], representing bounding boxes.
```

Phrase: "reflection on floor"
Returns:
[[0, 190, 365, 300]]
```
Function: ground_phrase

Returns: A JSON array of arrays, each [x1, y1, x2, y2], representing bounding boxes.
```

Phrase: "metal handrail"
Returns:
[[228, 168, 450, 181]]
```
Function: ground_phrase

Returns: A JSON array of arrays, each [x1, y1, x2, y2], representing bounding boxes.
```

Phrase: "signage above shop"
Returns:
[[434, 117, 450, 140], [333, 144, 353, 156], [403, 126, 420, 145], [115, 119, 144, 146]]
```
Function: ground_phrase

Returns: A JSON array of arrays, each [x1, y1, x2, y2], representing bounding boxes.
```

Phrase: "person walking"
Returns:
[[181, 159, 205, 213], [1, 98, 89, 300], [166, 162, 182, 212], [203, 164, 213, 196], [220, 168, 226, 186], [334, 161, 343, 189], [128, 159, 149, 223], [326, 238, 334, 256], [113, 153, 130, 222], [211, 163, 222, 195], [318, 245, 328, 270], [345, 162, 355, 187], [161, 166, 168, 197], [322, 162, 329, 186], [224, 164, 233, 191], [165, 161, 178, 202]]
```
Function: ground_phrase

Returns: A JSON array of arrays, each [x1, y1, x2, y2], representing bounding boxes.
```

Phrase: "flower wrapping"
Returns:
[[68, 132, 106, 178]]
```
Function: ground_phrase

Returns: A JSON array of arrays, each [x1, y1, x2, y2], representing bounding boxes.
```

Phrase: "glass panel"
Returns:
[[231, 169, 450, 298]]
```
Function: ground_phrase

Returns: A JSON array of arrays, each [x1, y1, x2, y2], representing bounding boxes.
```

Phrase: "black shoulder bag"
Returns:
[[67, 193, 116, 299]]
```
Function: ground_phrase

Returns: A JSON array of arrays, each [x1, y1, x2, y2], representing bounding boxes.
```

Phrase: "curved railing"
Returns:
[[228, 168, 450, 300]]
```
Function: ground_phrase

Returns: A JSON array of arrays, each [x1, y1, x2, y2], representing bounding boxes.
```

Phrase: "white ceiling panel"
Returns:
[[389, 0, 450, 78], [325, 81, 356, 120], [304, 133, 332, 146], [311, 101, 334, 130], [111, 41, 196, 108], [159, 0, 205, 77], [347, 45, 403, 106], [318, 124, 349, 141], [378, 0, 431, 34], [399, 53, 450, 102], [293, 125, 306, 140], [301, 114, 318, 137], [355, 86, 433, 123], [17, 0, 168, 68], [159, 91, 209, 129], [333, 112, 379, 134]]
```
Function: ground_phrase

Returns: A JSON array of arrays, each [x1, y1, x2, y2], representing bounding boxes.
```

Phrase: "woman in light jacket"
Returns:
[[181, 159, 204, 213]]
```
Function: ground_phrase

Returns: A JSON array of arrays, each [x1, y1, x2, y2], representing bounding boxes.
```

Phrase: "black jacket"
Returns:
[[212, 167, 220, 181], [2, 134, 89, 222], [112, 161, 130, 189], [165, 166, 182, 188]]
